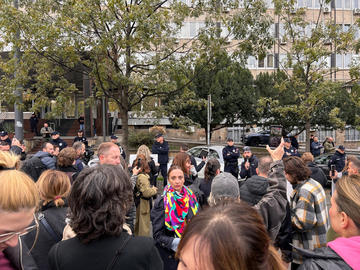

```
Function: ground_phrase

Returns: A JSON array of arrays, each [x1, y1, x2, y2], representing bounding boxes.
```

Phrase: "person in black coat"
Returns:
[[199, 159, 221, 207], [222, 138, 240, 178], [136, 145, 159, 186], [152, 133, 169, 186], [239, 146, 258, 179], [151, 165, 199, 270], [301, 152, 328, 187], [73, 130, 88, 147], [328, 145, 346, 173], [50, 131, 68, 151], [48, 165, 163, 270], [240, 156, 293, 264], [30, 112, 39, 136], [23, 170, 71, 270], [283, 137, 300, 159], [56, 147, 79, 183]]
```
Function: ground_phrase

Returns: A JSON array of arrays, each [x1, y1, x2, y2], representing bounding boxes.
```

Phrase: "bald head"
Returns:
[[256, 156, 273, 177]]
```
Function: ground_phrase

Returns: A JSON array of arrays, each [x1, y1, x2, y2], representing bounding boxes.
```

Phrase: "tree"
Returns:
[[0, 0, 273, 151], [163, 51, 257, 140], [256, 0, 359, 151]]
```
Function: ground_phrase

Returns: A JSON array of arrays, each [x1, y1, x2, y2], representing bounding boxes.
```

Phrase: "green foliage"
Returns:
[[128, 130, 155, 149], [255, 0, 360, 143], [163, 51, 257, 132]]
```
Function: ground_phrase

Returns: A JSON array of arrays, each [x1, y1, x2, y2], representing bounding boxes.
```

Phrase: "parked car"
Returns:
[[169, 145, 243, 179], [314, 151, 360, 186], [242, 130, 270, 146]]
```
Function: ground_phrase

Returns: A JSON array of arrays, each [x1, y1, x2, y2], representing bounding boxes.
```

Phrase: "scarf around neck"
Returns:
[[163, 184, 199, 238]]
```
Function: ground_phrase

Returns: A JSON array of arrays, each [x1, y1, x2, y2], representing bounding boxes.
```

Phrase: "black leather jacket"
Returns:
[[298, 246, 352, 270]]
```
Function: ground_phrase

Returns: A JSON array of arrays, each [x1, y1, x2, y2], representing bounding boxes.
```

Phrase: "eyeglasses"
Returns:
[[0, 214, 38, 244]]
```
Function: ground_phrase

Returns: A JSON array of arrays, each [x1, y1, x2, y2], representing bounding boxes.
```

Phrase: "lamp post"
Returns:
[[14, 0, 24, 141]]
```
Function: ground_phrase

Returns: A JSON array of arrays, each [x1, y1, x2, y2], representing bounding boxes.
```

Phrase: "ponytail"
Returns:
[[204, 159, 220, 181]]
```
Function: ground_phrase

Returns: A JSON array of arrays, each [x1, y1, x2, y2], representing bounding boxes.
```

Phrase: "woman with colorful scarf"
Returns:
[[151, 165, 199, 270]]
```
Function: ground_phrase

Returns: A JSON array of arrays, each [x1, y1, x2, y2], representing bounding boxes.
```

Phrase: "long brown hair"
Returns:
[[176, 201, 285, 270], [283, 156, 311, 184], [172, 152, 190, 176], [131, 154, 150, 174]]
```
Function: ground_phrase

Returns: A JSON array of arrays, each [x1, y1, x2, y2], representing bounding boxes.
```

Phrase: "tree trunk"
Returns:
[[120, 108, 129, 162], [305, 120, 311, 152]]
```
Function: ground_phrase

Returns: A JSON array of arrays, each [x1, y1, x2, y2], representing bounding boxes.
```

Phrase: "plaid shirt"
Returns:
[[290, 178, 329, 264]]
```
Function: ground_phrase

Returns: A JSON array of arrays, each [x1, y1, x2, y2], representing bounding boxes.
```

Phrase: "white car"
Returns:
[[183, 145, 244, 179]]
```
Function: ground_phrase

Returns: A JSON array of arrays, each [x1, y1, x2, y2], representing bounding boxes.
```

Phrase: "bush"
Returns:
[[128, 131, 155, 148]]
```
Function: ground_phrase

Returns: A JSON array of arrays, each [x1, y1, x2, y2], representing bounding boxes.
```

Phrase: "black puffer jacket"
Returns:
[[239, 175, 269, 206], [307, 162, 328, 187], [298, 246, 352, 270]]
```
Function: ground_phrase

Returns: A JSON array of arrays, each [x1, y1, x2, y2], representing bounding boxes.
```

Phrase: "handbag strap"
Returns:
[[106, 233, 132, 270], [38, 212, 62, 242]]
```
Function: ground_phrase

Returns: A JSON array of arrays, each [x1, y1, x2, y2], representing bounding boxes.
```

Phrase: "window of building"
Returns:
[[267, 54, 274, 67], [345, 127, 360, 141], [247, 56, 257, 68], [258, 57, 265, 68]]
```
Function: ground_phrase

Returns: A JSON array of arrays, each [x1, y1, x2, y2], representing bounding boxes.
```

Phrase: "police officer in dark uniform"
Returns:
[[328, 145, 346, 173], [282, 137, 300, 159], [73, 130, 88, 147], [110, 135, 126, 160], [0, 131, 12, 146], [222, 138, 240, 178], [50, 131, 68, 151], [152, 133, 169, 186]]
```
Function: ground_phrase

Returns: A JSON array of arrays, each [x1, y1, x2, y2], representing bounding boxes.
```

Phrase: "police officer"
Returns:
[[50, 131, 68, 151], [110, 135, 126, 160], [152, 133, 169, 186], [328, 145, 346, 173], [282, 137, 300, 159], [222, 138, 240, 178], [73, 130, 88, 147], [0, 131, 11, 146]]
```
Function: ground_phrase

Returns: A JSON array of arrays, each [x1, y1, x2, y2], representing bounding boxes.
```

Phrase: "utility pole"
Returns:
[[14, 0, 24, 141], [207, 94, 211, 145]]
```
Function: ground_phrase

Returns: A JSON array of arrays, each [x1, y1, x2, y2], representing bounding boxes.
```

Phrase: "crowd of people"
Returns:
[[0, 129, 360, 270]]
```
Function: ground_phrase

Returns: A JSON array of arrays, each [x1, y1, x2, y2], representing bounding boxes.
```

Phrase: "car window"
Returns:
[[188, 148, 202, 158], [208, 149, 220, 159], [314, 155, 330, 165]]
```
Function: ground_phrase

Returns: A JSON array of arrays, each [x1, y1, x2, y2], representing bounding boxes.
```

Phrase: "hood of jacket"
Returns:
[[244, 175, 269, 196], [328, 236, 360, 270], [34, 151, 52, 159]]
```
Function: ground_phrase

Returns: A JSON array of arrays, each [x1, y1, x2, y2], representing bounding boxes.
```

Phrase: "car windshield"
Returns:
[[208, 149, 220, 159]]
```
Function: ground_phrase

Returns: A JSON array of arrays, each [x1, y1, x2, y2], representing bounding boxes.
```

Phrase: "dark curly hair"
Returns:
[[68, 165, 133, 243]]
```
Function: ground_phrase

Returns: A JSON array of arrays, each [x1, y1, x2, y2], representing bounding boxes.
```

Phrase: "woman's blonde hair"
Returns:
[[335, 174, 360, 230], [136, 145, 151, 162], [36, 170, 71, 207], [0, 151, 39, 211]]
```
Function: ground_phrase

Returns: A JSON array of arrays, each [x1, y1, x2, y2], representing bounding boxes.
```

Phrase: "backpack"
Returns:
[[21, 156, 47, 182]]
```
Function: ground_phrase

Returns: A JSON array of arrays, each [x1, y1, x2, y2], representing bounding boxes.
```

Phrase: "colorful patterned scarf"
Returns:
[[164, 184, 199, 238]]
